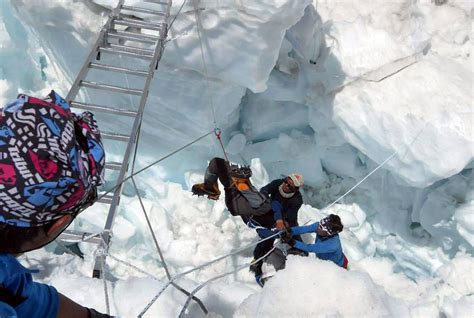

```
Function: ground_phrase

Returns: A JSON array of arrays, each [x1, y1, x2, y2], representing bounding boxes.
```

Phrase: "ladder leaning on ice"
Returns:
[[55, 0, 211, 314], [59, 0, 170, 277]]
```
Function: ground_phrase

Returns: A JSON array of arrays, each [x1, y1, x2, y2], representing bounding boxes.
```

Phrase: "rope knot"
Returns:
[[214, 128, 222, 139]]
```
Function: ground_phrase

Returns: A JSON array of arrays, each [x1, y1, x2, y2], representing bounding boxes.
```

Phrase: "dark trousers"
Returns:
[[204, 157, 232, 189]]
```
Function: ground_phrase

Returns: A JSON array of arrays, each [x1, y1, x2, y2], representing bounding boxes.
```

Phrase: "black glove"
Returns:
[[286, 237, 296, 247], [280, 228, 293, 243]]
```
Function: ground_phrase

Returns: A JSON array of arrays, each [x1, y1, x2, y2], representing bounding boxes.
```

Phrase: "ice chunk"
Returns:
[[241, 92, 309, 141], [332, 56, 473, 187], [163, 0, 312, 92], [226, 133, 247, 155], [236, 256, 410, 317], [242, 131, 326, 186]]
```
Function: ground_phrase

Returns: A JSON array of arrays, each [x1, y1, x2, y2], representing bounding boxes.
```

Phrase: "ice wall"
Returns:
[[1, 0, 473, 316]]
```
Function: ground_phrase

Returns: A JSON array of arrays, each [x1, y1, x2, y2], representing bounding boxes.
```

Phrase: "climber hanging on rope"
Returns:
[[0, 91, 110, 317], [191, 157, 307, 278]]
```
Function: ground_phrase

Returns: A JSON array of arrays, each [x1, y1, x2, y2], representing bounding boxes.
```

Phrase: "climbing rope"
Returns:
[[178, 244, 279, 317], [214, 128, 229, 161], [131, 176, 172, 279], [191, 0, 231, 162], [101, 256, 111, 315], [130, 175, 210, 314], [168, 0, 188, 31], [138, 230, 282, 316], [312, 120, 431, 218], [94, 129, 214, 203]]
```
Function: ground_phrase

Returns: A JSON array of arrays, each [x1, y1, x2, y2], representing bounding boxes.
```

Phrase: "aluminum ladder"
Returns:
[[59, 2, 208, 313], [61, 0, 170, 275]]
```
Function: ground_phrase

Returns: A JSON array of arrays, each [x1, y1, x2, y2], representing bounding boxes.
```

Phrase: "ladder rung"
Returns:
[[70, 101, 138, 117], [108, 43, 154, 55], [114, 18, 164, 31], [108, 30, 158, 44], [102, 131, 131, 142], [105, 162, 123, 170], [121, 5, 167, 16], [90, 62, 148, 77], [80, 81, 143, 95], [98, 194, 115, 204], [59, 230, 103, 244], [99, 47, 153, 59], [143, 0, 169, 5]]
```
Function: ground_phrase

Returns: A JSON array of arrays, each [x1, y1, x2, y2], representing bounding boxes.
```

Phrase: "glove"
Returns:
[[275, 219, 286, 230], [283, 237, 296, 247], [280, 228, 293, 243]]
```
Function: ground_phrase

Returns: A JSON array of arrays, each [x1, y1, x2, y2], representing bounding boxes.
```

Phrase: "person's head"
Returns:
[[316, 214, 343, 237], [0, 214, 74, 254], [0, 90, 104, 254], [282, 173, 304, 193]]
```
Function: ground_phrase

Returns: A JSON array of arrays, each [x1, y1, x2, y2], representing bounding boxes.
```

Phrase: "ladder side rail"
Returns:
[[66, 0, 126, 101], [97, 28, 169, 259]]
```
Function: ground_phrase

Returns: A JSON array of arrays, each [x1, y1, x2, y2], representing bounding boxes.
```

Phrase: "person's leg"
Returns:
[[249, 212, 276, 275], [253, 238, 275, 261], [192, 158, 229, 199], [205, 157, 231, 188]]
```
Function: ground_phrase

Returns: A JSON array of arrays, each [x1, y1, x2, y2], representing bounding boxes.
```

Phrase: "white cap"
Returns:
[[288, 173, 304, 187]]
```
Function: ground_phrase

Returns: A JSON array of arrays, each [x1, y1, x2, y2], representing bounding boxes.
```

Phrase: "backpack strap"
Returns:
[[0, 285, 25, 307]]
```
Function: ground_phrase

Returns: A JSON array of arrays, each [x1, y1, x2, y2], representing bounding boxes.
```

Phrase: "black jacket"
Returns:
[[260, 179, 303, 226]]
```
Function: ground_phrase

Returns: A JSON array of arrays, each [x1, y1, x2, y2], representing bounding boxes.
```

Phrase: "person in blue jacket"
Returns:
[[283, 214, 349, 269]]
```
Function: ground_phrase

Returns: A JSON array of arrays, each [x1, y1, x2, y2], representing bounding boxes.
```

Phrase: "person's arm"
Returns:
[[58, 293, 112, 318], [57, 294, 89, 318], [255, 228, 278, 239], [271, 201, 286, 230], [285, 196, 303, 225], [260, 179, 281, 198], [0, 300, 17, 317], [290, 222, 318, 236], [292, 238, 338, 254]]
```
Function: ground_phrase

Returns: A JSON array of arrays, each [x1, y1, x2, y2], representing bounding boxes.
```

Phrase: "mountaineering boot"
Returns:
[[191, 183, 221, 200], [255, 274, 265, 287]]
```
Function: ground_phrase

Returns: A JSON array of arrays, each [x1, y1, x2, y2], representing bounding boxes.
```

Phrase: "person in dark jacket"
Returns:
[[0, 91, 109, 317], [247, 173, 305, 276]]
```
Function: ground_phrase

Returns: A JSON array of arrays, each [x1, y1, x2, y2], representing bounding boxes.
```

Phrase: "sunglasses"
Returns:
[[284, 177, 299, 192]]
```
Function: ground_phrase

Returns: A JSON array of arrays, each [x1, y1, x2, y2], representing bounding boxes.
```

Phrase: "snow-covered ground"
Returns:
[[1, 0, 473, 317]]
